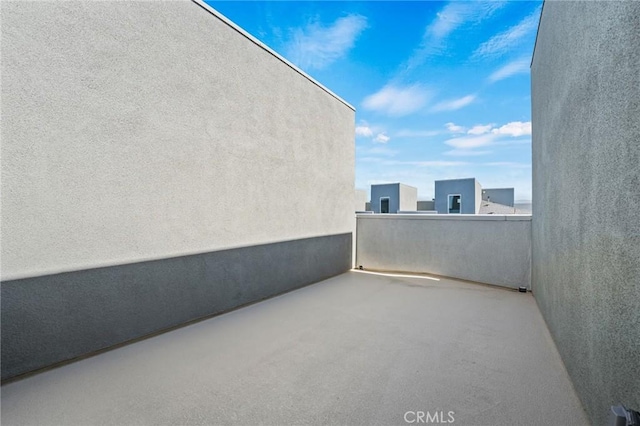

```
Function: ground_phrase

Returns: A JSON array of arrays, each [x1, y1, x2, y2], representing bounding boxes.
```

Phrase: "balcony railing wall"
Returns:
[[356, 214, 532, 289]]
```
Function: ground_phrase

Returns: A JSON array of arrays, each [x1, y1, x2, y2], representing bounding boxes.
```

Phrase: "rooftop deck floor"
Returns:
[[1, 271, 588, 425]]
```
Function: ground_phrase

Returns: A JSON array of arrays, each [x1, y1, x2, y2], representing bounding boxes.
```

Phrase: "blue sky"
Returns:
[[207, 1, 541, 201]]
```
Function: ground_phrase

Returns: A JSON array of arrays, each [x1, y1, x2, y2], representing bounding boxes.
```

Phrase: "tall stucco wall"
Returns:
[[356, 215, 531, 289], [355, 189, 367, 212], [531, 2, 640, 424], [398, 184, 418, 211], [1, 0, 354, 280], [1, 0, 354, 380]]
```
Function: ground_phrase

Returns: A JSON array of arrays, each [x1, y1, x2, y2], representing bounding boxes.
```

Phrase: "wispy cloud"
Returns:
[[443, 121, 532, 155], [374, 133, 390, 144], [472, 7, 541, 59], [467, 124, 494, 135], [403, 1, 507, 72], [444, 149, 492, 157], [445, 122, 466, 133], [363, 159, 469, 167], [445, 133, 498, 149], [355, 121, 392, 143], [395, 129, 442, 138], [443, 141, 496, 157], [432, 94, 476, 112], [483, 162, 531, 169], [488, 58, 530, 82], [491, 121, 531, 137], [410, 160, 469, 167], [362, 84, 431, 116], [284, 14, 367, 70], [355, 125, 373, 137]]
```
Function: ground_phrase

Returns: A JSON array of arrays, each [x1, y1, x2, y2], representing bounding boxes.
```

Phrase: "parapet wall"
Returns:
[[356, 215, 531, 289]]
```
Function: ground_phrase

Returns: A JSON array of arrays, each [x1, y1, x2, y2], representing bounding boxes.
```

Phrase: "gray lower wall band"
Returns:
[[1, 233, 352, 381]]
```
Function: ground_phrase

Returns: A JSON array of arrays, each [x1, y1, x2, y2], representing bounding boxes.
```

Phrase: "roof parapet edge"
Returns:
[[191, 0, 355, 111]]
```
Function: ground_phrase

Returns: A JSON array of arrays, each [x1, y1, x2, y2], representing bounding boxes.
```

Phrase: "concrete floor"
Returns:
[[1, 271, 589, 426]]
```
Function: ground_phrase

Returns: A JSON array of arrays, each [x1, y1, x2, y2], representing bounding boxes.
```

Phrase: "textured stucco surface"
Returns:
[[434, 178, 478, 214], [1, 271, 588, 426], [1, 233, 352, 381], [531, 2, 640, 425], [354, 189, 367, 212], [482, 188, 514, 207], [356, 215, 531, 288], [1, 0, 355, 280]]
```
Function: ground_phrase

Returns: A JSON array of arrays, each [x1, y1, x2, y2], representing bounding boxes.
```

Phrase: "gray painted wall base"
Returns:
[[1, 233, 352, 381]]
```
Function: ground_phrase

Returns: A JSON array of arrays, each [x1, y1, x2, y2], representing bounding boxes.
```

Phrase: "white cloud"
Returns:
[[427, 2, 476, 40], [395, 129, 441, 138], [488, 58, 530, 83], [371, 159, 469, 167], [445, 122, 466, 133], [285, 14, 367, 70], [432, 94, 476, 112], [445, 133, 498, 149], [355, 126, 373, 137], [441, 121, 532, 156], [444, 149, 492, 157], [362, 84, 431, 116], [402, 1, 506, 71], [491, 121, 531, 137], [467, 124, 493, 135], [483, 162, 531, 169], [472, 7, 541, 59], [410, 160, 470, 167], [374, 133, 390, 144]]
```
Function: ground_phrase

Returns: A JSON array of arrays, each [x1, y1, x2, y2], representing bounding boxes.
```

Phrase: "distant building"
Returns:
[[479, 200, 519, 214], [482, 188, 514, 207], [370, 183, 417, 213], [417, 200, 435, 211], [434, 178, 482, 214], [435, 179, 518, 214]]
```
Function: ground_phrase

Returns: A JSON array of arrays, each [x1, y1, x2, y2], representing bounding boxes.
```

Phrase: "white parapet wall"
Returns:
[[356, 214, 531, 289]]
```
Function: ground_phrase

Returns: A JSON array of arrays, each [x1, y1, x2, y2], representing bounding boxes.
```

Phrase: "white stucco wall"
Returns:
[[356, 215, 531, 289], [531, 2, 640, 423], [355, 189, 367, 212], [1, 0, 355, 280], [475, 180, 482, 214], [398, 184, 418, 212]]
